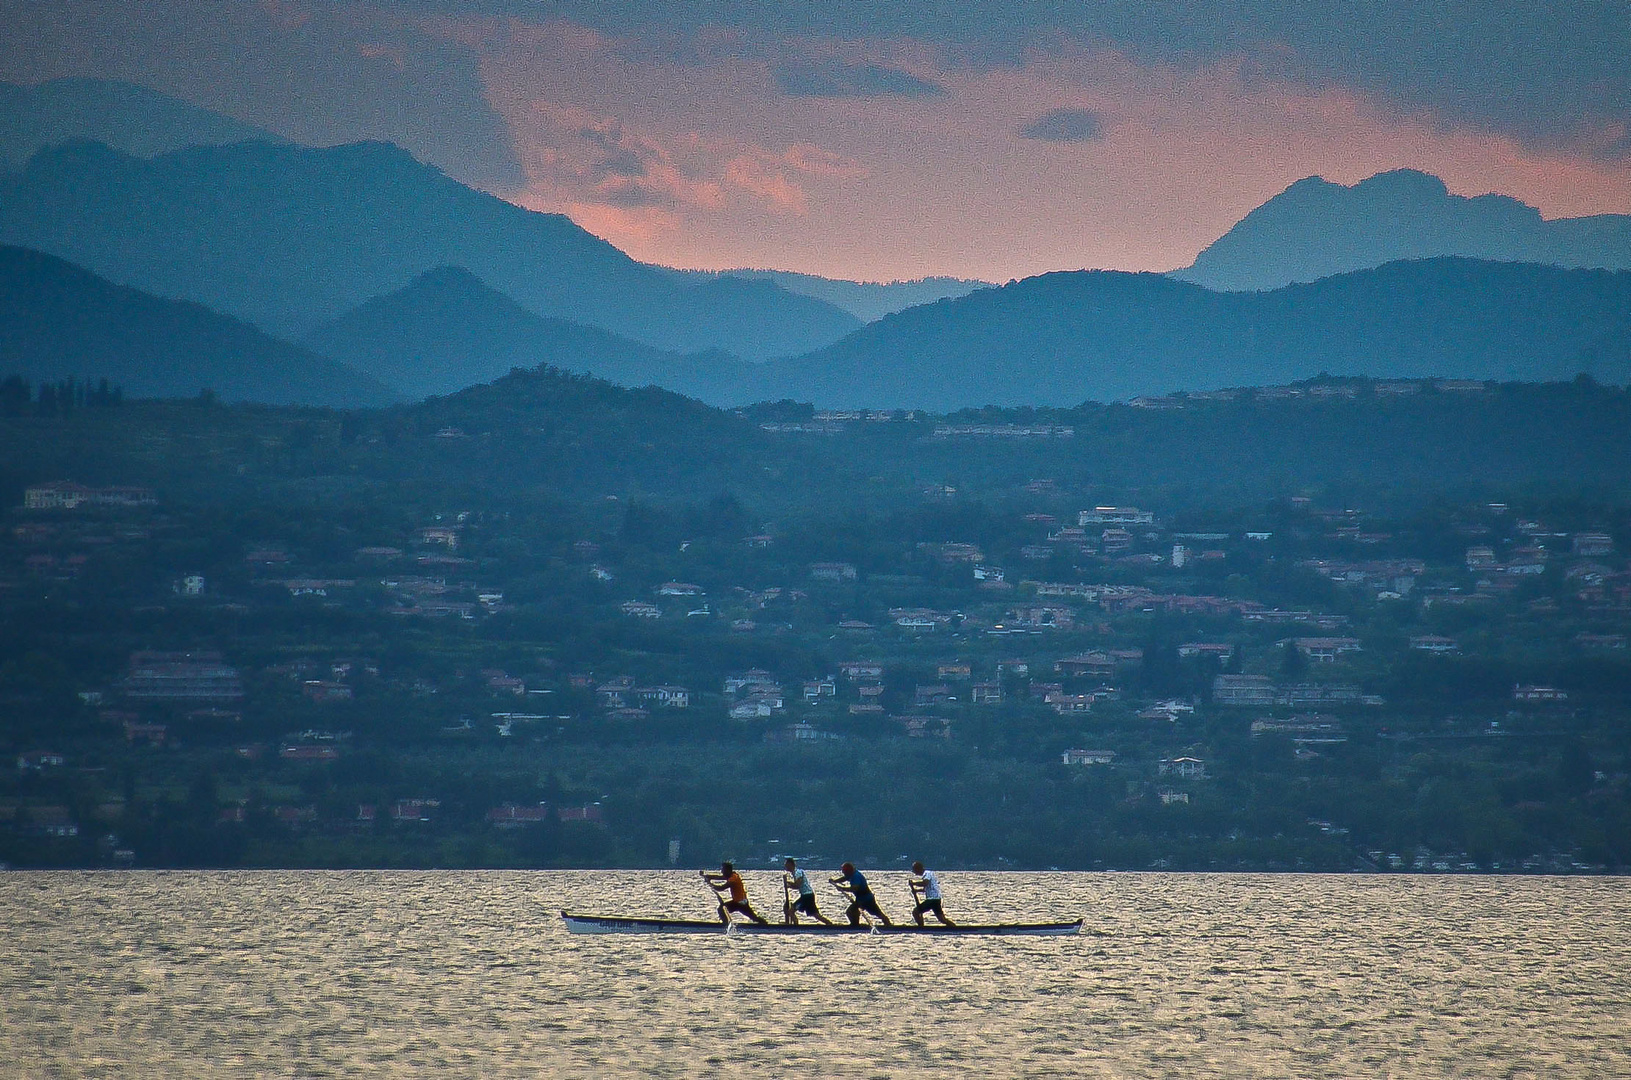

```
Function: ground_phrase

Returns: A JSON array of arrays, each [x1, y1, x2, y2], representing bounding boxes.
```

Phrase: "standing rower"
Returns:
[[909, 861, 955, 926], [830, 862, 893, 926], [784, 858, 834, 925], [701, 862, 769, 925]]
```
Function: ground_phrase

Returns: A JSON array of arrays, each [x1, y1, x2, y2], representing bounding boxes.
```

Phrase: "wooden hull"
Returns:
[[561, 911, 1082, 936]]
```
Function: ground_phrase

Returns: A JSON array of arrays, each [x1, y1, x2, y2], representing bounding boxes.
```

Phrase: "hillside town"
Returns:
[[2, 421, 1626, 872]]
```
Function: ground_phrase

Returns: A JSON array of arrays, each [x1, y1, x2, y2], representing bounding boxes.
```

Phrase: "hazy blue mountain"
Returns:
[[1177, 170, 1631, 291], [0, 78, 284, 168], [0, 140, 862, 359], [756, 258, 1631, 410], [699, 268, 990, 322], [0, 244, 395, 407], [304, 266, 758, 402]]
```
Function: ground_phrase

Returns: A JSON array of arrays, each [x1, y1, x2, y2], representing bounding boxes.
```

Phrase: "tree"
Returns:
[[1280, 641, 1308, 681], [0, 376, 29, 416]]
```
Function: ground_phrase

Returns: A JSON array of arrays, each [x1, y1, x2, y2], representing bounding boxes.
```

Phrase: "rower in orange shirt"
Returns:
[[700, 862, 770, 925]]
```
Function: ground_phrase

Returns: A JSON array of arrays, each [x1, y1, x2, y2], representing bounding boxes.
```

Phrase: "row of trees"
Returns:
[[0, 375, 124, 416]]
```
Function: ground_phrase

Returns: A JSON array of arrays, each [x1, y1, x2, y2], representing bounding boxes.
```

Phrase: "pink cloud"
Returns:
[[784, 143, 869, 179], [723, 153, 808, 212], [356, 42, 407, 70], [463, 16, 1631, 278], [258, 0, 311, 33]]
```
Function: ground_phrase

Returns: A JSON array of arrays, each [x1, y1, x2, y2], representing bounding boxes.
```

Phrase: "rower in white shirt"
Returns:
[[909, 861, 955, 926], [783, 857, 834, 925]]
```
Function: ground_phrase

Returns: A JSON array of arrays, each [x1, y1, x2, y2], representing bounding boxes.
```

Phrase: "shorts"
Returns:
[[847, 893, 886, 924], [792, 893, 820, 916], [914, 898, 945, 919]]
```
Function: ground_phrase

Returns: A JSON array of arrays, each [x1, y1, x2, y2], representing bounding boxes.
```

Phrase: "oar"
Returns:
[[828, 880, 867, 926], [782, 877, 794, 925], [699, 871, 729, 923]]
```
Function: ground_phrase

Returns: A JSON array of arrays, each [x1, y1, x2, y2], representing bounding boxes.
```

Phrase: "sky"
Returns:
[[3, 0, 1629, 281]]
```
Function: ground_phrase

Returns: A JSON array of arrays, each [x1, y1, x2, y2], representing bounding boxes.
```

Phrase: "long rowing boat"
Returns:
[[561, 911, 1082, 936]]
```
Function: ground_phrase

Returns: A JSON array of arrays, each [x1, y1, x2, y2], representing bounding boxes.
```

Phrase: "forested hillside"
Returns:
[[761, 259, 1631, 409]]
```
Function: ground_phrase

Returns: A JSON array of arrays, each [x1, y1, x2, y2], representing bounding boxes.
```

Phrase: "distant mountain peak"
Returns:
[[301, 267, 758, 402], [399, 264, 511, 301], [1352, 168, 1450, 198], [1177, 168, 1627, 291]]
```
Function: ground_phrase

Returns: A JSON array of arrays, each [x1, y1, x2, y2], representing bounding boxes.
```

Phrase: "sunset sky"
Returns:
[[4, 0, 1628, 281]]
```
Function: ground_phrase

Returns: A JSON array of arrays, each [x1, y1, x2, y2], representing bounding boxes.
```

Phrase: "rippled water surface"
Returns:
[[2, 871, 1627, 1077]]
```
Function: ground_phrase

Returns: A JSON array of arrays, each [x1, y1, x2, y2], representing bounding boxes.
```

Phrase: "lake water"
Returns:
[[2, 871, 1627, 1078]]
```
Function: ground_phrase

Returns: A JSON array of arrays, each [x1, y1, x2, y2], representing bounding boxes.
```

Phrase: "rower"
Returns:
[[783, 858, 834, 925], [700, 862, 769, 925], [909, 861, 955, 926], [830, 862, 893, 926]]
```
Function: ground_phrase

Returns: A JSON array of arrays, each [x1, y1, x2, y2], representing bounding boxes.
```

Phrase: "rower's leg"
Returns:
[[846, 901, 862, 926]]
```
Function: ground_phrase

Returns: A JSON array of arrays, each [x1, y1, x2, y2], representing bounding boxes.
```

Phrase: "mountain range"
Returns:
[[1177, 170, 1631, 291], [4, 78, 1631, 410], [756, 258, 1631, 410], [0, 244, 393, 407], [6, 242, 1627, 411], [0, 138, 861, 361], [0, 78, 284, 169]]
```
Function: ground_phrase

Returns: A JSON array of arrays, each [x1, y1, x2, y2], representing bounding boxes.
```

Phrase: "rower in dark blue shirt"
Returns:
[[830, 862, 893, 926]]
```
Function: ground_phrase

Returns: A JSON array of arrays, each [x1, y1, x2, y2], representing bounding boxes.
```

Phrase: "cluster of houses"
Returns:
[[1058, 748, 1208, 805], [1124, 380, 1489, 411], [593, 676, 692, 720], [22, 482, 156, 510], [577, 500, 1626, 701], [218, 798, 609, 834], [702, 651, 1156, 735], [1250, 714, 1350, 758], [723, 669, 785, 720], [121, 651, 244, 702], [752, 410, 920, 435], [1212, 675, 1379, 709]]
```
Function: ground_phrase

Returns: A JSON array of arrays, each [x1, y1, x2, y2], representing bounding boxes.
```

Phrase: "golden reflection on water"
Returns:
[[2, 870, 1628, 1078]]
